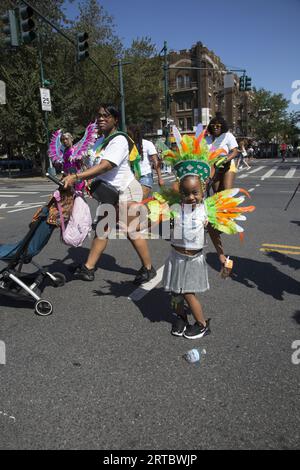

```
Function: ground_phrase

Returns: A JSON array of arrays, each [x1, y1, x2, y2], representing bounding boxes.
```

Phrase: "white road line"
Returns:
[[8, 204, 45, 213], [261, 167, 278, 180], [248, 166, 266, 174], [0, 194, 18, 197], [237, 174, 248, 179], [128, 266, 164, 301], [284, 167, 297, 178], [248, 188, 255, 192], [0, 191, 38, 194], [255, 184, 260, 187]]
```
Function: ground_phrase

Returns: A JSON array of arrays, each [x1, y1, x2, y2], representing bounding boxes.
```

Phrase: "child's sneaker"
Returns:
[[183, 319, 211, 340], [171, 316, 189, 337]]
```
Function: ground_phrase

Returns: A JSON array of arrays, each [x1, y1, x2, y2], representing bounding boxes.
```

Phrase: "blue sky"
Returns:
[[64, 0, 300, 112]]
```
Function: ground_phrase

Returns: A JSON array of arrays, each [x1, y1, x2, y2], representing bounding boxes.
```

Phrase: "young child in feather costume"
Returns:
[[142, 125, 255, 339]]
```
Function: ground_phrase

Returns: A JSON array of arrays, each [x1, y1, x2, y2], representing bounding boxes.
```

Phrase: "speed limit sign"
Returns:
[[40, 87, 52, 112]]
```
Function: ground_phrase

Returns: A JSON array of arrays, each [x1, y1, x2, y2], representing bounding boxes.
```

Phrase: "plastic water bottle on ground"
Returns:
[[183, 348, 206, 364]]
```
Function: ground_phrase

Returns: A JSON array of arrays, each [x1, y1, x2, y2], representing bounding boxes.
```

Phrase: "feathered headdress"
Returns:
[[142, 187, 255, 236], [162, 125, 227, 182], [48, 121, 98, 164]]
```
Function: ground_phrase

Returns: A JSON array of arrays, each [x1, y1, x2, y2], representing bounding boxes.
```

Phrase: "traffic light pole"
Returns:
[[37, 32, 54, 175], [112, 60, 131, 132], [20, 0, 120, 96]]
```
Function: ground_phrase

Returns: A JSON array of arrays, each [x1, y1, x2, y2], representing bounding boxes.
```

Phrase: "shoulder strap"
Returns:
[[100, 131, 134, 153]]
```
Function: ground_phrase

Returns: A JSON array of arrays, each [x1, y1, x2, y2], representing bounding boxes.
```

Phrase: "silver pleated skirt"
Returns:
[[163, 247, 209, 294]]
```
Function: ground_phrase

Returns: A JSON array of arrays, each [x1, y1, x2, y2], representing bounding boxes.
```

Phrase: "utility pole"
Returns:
[[112, 60, 131, 132], [160, 41, 170, 146]]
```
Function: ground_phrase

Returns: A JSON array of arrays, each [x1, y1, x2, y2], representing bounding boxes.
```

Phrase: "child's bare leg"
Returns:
[[183, 293, 206, 327]]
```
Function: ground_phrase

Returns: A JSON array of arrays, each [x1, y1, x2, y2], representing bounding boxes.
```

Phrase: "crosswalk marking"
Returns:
[[261, 167, 279, 180], [0, 191, 38, 194], [8, 204, 44, 213], [248, 166, 266, 174], [284, 167, 297, 178]]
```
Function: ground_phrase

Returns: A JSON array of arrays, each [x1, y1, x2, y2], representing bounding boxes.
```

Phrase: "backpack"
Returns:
[[54, 191, 92, 247]]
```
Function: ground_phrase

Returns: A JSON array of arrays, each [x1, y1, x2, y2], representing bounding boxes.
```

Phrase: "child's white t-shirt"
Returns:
[[171, 203, 208, 250]]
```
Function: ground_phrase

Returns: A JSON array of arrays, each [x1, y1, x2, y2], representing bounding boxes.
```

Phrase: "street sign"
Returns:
[[0, 81, 6, 105], [40, 88, 52, 112]]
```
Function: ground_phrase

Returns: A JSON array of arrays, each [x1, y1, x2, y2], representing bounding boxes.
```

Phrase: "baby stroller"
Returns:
[[0, 174, 68, 316]]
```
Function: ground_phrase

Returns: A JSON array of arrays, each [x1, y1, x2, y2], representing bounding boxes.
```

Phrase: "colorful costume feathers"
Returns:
[[142, 187, 255, 236], [162, 125, 227, 176], [48, 121, 98, 165]]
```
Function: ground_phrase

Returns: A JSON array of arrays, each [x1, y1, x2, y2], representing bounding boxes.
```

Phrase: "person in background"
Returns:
[[237, 139, 251, 170], [127, 125, 164, 198], [280, 142, 287, 162], [205, 114, 239, 277]]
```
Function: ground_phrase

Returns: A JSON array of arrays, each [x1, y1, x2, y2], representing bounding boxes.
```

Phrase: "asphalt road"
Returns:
[[0, 157, 299, 450]]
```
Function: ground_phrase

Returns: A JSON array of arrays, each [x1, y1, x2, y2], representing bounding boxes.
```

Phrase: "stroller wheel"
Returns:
[[52, 272, 66, 288], [35, 300, 53, 316]]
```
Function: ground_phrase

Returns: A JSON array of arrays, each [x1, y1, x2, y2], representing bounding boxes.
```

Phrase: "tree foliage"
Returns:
[[0, 0, 162, 171], [248, 88, 298, 143]]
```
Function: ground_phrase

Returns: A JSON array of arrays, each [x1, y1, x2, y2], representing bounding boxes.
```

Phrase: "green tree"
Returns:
[[248, 88, 291, 142], [122, 37, 162, 129]]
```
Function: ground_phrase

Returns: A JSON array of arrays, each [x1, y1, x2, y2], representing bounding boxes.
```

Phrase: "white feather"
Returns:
[[195, 123, 203, 138], [172, 125, 182, 150]]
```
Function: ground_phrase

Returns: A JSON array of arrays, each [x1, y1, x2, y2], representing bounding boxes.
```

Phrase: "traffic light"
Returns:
[[239, 75, 245, 92], [245, 76, 252, 91], [1, 10, 20, 47], [76, 32, 89, 62], [18, 6, 36, 44]]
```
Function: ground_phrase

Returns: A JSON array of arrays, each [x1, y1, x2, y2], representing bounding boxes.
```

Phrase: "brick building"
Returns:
[[157, 41, 251, 138]]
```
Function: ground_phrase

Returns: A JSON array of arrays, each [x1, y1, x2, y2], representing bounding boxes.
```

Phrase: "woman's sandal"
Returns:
[[220, 257, 233, 279]]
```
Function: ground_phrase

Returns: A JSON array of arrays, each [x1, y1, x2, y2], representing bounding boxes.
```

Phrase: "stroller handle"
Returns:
[[46, 172, 65, 188]]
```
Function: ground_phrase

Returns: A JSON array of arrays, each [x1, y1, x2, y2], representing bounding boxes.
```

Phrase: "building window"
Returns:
[[178, 118, 185, 130], [186, 117, 192, 130], [185, 98, 192, 110], [177, 99, 184, 111], [177, 75, 184, 88], [185, 75, 191, 87]]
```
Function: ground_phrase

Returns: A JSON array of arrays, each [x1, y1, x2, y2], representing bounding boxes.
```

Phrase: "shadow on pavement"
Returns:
[[93, 280, 173, 324], [206, 252, 300, 301], [292, 311, 300, 325], [50, 246, 137, 277], [265, 251, 300, 271], [290, 220, 300, 227]]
